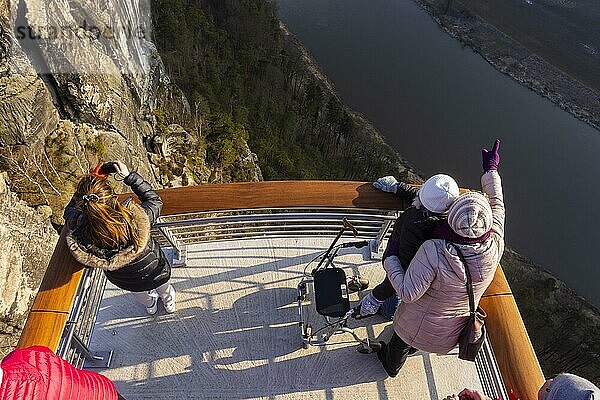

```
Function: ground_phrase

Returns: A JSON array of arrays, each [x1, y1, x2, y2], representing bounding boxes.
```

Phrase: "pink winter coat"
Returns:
[[0, 346, 118, 400], [385, 171, 505, 354]]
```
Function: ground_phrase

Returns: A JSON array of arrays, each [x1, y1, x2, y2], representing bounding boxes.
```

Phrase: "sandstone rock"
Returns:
[[14, 0, 164, 138], [0, 172, 58, 329], [0, 74, 59, 145]]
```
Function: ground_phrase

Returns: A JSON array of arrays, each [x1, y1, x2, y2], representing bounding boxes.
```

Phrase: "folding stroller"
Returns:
[[296, 219, 382, 353]]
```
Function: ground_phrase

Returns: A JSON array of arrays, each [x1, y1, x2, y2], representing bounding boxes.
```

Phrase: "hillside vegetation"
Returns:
[[150, 0, 414, 181]]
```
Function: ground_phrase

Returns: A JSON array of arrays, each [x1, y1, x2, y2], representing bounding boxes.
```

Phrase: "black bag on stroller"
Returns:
[[314, 268, 350, 318]]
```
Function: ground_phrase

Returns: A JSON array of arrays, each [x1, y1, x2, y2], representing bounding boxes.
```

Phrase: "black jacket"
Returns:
[[64, 172, 170, 292], [382, 182, 443, 270]]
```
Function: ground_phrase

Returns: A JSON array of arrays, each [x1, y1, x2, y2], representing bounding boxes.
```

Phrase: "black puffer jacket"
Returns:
[[64, 172, 170, 292], [382, 182, 443, 269]]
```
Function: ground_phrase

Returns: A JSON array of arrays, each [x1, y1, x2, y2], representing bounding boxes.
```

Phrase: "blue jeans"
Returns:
[[378, 294, 400, 320]]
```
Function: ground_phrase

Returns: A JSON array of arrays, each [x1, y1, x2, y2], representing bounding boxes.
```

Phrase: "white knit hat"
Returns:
[[417, 174, 460, 214], [447, 192, 493, 238]]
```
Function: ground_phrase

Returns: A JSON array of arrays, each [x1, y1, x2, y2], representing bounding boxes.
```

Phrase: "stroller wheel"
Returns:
[[302, 324, 312, 349]]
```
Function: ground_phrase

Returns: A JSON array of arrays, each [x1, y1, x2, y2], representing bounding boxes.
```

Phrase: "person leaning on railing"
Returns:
[[64, 161, 176, 315], [0, 346, 126, 399], [373, 140, 504, 378], [354, 173, 460, 319], [446, 373, 600, 400]]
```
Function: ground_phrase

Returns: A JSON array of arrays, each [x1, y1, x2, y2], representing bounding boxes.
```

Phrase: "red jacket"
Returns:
[[0, 346, 118, 400]]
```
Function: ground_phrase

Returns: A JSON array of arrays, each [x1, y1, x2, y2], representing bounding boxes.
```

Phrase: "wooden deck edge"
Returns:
[[17, 229, 84, 351], [482, 267, 545, 400]]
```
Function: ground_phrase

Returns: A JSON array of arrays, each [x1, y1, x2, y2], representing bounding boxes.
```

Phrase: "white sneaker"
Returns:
[[161, 285, 176, 313], [146, 290, 159, 315]]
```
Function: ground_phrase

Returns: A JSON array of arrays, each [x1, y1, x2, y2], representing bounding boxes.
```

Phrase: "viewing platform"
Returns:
[[16, 181, 545, 399]]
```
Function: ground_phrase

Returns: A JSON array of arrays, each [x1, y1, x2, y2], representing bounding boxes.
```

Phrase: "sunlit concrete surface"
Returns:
[[90, 237, 483, 399]]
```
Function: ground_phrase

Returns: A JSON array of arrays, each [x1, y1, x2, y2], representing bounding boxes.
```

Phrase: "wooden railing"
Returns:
[[17, 181, 544, 399]]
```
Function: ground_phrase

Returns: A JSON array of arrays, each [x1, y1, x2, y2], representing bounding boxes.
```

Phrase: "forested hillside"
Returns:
[[150, 0, 415, 181]]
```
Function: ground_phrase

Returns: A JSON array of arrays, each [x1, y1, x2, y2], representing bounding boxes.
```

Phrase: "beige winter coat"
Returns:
[[385, 170, 505, 354]]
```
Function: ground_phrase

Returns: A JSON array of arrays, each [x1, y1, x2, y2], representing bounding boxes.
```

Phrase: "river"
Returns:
[[276, 0, 600, 306]]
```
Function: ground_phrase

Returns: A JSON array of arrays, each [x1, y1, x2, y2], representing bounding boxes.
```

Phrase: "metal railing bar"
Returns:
[[68, 270, 99, 365], [178, 230, 382, 244], [58, 268, 105, 366], [74, 269, 101, 343], [172, 224, 382, 238], [155, 231, 391, 248], [158, 227, 180, 257], [157, 207, 402, 222], [69, 349, 81, 368], [155, 212, 396, 229], [476, 354, 493, 398], [485, 338, 508, 400], [65, 269, 108, 368], [179, 231, 392, 243], [79, 270, 106, 345], [153, 239, 172, 247], [58, 269, 92, 358], [162, 218, 386, 233], [373, 212, 398, 253], [475, 336, 508, 400]]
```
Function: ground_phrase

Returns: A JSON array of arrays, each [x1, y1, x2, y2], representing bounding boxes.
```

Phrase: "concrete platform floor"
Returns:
[[90, 237, 484, 399]]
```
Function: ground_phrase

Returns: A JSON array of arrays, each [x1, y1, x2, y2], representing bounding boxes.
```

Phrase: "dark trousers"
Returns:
[[379, 331, 414, 376]]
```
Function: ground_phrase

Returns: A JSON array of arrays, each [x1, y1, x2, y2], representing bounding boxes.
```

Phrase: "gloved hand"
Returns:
[[481, 139, 501, 172], [373, 176, 399, 193]]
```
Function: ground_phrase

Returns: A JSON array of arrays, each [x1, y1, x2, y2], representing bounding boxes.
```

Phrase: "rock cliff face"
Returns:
[[0, 0, 260, 354], [0, 172, 57, 356], [0, 0, 162, 221]]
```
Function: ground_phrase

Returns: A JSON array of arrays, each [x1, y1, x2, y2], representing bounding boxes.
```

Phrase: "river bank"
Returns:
[[413, 0, 600, 131]]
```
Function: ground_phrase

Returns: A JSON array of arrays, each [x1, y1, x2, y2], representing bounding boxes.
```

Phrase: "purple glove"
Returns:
[[482, 139, 501, 171]]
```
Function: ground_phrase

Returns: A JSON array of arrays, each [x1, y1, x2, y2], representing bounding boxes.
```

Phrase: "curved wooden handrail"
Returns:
[[482, 268, 545, 400], [17, 229, 84, 351], [18, 181, 544, 399], [157, 180, 412, 215]]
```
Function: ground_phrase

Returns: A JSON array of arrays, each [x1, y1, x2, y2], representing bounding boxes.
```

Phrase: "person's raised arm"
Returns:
[[116, 161, 163, 225], [480, 139, 505, 239]]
